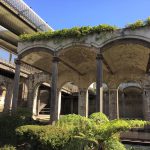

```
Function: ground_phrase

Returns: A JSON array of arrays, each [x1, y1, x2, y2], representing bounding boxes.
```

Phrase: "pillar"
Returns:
[[58, 90, 61, 117], [96, 54, 103, 112], [78, 88, 88, 117], [122, 92, 125, 118], [12, 58, 21, 111], [71, 98, 74, 114], [3, 83, 13, 112], [50, 56, 59, 124], [109, 88, 119, 120], [36, 89, 41, 116], [143, 85, 150, 120], [27, 75, 34, 113]]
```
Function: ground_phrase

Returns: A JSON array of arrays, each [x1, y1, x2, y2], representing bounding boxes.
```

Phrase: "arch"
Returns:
[[100, 35, 150, 52], [32, 82, 50, 115], [56, 42, 99, 56], [87, 82, 109, 116], [60, 81, 79, 115], [18, 45, 55, 58], [0, 83, 7, 112], [118, 82, 144, 119]]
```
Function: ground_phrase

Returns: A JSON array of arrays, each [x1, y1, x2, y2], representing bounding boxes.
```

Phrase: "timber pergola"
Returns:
[[13, 25, 150, 123]]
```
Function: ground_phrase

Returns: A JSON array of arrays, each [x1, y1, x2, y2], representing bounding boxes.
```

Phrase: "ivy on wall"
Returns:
[[20, 17, 150, 42]]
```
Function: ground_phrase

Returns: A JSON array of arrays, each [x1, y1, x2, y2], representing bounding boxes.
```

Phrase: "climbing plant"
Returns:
[[20, 17, 150, 42]]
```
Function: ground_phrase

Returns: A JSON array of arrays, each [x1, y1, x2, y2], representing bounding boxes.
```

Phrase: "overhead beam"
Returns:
[[101, 55, 114, 74], [20, 60, 51, 75], [0, 2, 38, 35], [58, 57, 84, 76], [0, 36, 17, 47], [146, 53, 150, 73]]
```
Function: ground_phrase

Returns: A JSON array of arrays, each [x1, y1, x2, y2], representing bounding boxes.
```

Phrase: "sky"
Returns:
[[1, 0, 150, 61], [24, 0, 150, 30]]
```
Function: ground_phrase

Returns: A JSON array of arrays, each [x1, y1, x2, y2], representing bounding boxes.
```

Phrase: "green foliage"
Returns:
[[0, 145, 16, 150], [16, 113, 148, 150], [0, 108, 35, 146], [89, 112, 109, 124], [20, 16, 150, 42], [126, 20, 144, 30], [103, 138, 126, 150], [20, 24, 118, 41], [145, 17, 150, 25], [16, 125, 72, 150]]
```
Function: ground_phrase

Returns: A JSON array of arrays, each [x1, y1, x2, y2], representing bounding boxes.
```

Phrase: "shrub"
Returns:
[[145, 17, 150, 25], [103, 138, 126, 150], [0, 108, 35, 146], [89, 112, 109, 124], [126, 20, 144, 30], [20, 24, 118, 42], [16, 125, 72, 150], [0, 145, 16, 150], [15, 113, 148, 150]]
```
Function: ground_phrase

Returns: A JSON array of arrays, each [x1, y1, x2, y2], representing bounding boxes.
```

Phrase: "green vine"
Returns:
[[20, 17, 150, 42], [20, 24, 118, 42]]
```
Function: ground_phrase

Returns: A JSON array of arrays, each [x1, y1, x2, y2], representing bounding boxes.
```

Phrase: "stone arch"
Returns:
[[32, 81, 51, 115], [18, 45, 54, 58], [59, 81, 79, 115], [100, 35, 150, 51], [87, 82, 109, 116], [56, 42, 99, 56], [118, 82, 144, 119]]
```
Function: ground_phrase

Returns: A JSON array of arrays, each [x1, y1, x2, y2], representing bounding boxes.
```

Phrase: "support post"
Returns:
[[50, 56, 59, 124], [3, 83, 13, 112], [9, 53, 12, 62], [143, 85, 150, 120], [109, 88, 119, 120], [96, 54, 103, 112], [78, 88, 88, 117], [12, 58, 21, 111]]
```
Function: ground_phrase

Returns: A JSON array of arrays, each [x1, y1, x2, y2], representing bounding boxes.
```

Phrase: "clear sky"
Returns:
[[1, 0, 150, 61], [24, 0, 150, 30]]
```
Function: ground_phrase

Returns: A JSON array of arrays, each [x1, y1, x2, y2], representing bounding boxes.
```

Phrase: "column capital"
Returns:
[[96, 53, 103, 60], [52, 56, 60, 62], [14, 58, 21, 65]]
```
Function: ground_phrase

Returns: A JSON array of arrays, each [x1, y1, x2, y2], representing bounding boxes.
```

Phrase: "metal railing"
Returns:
[[0, 57, 41, 74], [1, 0, 53, 31]]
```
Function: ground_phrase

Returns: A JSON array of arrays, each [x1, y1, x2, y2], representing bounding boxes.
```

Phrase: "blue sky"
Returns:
[[1, 0, 150, 61], [24, 0, 150, 30]]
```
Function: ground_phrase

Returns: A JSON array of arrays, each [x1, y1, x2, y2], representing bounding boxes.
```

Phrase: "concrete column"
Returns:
[[12, 58, 21, 111], [36, 89, 41, 116], [71, 98, 74, 114], [143, 85, 150, 120], [27, 75, 34, 113], [9, 53, 12, 62], [3, 83, 13, 112], [78, 88, 88, 117], [96, 54, 103, 112], [50, 56, 59, 124], [27, 88, 34, 113], [58, 90, 61, 118], [122, 92, 125, 118], [109, 88, 119, 120]]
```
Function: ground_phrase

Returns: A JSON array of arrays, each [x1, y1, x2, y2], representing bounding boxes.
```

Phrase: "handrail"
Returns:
[[1, 0, 53, 31]]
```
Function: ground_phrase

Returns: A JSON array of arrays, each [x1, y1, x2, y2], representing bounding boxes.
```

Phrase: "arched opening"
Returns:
[[60, 82, 79, 115], [33, 82, 51, 116], [0, 83, 6, 112], [18, 83, 28, 107], [88, 82, 109, 116], [118, 82, 143, 119]]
